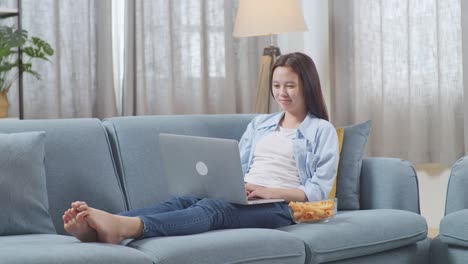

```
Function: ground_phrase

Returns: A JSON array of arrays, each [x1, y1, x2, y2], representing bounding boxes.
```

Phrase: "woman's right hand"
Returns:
[[245, 183, 278, 199], [245, 182, 262, 192], [245, 182, 263, 196]]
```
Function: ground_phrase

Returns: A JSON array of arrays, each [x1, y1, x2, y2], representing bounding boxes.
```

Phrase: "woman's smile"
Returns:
[[272, 66, 306, 115]]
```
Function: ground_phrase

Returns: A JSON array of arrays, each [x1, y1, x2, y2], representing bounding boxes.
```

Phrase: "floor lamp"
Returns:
[[233, 0, 308, 114]]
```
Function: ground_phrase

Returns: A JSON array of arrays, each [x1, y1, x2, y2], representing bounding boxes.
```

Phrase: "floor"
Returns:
[[416, 164, 450, 239], [428, 228, 439, 239]]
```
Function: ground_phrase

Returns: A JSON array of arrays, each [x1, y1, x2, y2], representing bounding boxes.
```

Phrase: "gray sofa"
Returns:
[[0, 114, 429, 264], [430, 156, 468, 264]]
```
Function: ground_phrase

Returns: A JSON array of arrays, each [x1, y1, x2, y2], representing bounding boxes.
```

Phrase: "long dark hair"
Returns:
[[270, 52, 329, 121]]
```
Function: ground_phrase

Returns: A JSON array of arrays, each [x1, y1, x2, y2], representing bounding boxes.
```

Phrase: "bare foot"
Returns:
[[63, 206, 97, 242], [78, 205, 144, 244]]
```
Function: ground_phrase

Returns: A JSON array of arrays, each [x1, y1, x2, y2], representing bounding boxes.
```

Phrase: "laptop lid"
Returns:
[[159, 133, 249, 204]]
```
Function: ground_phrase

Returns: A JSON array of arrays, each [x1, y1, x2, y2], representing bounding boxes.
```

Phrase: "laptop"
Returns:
[[158, 133, 285, 205]]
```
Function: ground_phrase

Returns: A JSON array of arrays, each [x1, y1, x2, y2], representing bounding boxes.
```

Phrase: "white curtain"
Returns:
[[331, 0, 463, 164], [0, 0, 265, 118], [121, 0, 266, 115], [0, 0, 117, 119]]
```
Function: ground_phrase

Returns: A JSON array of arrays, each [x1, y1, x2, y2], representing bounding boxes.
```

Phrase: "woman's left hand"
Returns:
[[245, 183, 308, 202], [246, 186, 279, 200]]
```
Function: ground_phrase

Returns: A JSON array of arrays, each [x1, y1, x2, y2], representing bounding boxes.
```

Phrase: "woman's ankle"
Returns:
[[118, 216, 144, 239]]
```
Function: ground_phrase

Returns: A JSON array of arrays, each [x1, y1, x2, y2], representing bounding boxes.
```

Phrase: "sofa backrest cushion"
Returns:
[[103, 114, 255, 210], [0, 119, 127, 235], [0, 131, 56, 235], [336, 120, 372, 210]]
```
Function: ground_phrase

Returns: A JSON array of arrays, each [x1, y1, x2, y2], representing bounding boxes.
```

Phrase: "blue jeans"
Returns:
[[119, 195, 294, 238]]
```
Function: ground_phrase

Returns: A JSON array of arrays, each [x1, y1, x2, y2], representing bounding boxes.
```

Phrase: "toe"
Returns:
[[72, 201, 89, 211], [78, 204, 89, 211], [76, 211, 90, 221]]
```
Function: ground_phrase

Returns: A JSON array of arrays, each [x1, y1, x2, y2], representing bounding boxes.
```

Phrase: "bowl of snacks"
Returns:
[[288, 198, 337, 223]]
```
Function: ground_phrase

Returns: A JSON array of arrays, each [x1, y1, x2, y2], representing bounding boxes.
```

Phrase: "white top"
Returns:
[[244, 126, 300, 188]]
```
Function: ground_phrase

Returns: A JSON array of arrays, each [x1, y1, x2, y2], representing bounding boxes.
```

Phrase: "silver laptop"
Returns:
[[159, 133, 285, 205]]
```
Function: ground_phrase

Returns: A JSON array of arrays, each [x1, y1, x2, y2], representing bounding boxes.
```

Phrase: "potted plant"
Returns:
[[0, 25, 54, 117]]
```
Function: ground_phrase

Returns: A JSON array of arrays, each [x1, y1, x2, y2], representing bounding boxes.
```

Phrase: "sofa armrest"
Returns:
[[360, 157, 420, 213], [440, 209, 468, 247], [445, 156, 468, 215]]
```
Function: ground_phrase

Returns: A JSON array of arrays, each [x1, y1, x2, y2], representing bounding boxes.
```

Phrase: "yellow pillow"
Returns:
[[328, 128, 344, 199]]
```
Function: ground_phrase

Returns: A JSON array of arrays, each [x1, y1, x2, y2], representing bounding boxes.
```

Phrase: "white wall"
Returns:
[[277, 0, 331, 113]]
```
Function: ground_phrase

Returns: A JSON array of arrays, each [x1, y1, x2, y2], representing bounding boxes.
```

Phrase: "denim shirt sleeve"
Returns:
[[298, 122, 339, 201]]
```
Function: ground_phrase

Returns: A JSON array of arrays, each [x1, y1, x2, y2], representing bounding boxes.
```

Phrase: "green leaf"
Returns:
[[0, 25, 54, 88], [0, 63, 17, 72], [22, 47, 35, 57], [0, 47, 12, 58]]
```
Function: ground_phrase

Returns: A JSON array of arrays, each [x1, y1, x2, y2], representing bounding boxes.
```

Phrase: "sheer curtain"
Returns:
[[331, 0, 463, 164], [121, 0, 266, 115], [0, 0, 265, 118], [0, 0, 117, 119]]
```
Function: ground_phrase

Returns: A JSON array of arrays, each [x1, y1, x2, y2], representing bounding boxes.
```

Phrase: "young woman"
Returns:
[[63, 52, 339, 244]]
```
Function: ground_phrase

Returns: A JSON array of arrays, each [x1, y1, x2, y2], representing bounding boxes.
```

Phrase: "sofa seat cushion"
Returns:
[[0, 234, 153, 264], [127, 228, 306, 264], [278, 209, 427, 263], [440, 209, 468, 247]]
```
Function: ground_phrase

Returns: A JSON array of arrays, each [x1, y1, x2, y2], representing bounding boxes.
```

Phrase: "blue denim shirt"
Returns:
[[239, 112, 339, 201]]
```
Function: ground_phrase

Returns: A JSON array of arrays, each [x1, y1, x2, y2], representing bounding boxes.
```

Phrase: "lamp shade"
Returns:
[[233, 0, 308, 37]]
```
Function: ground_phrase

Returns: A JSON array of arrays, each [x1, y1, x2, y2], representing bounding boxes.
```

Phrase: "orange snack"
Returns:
[[288, 198, 337, 223]]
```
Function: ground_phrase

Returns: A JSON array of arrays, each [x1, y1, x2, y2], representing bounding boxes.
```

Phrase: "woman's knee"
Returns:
[[194, 198, 232, 229], [196, 198, 231, 212]]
